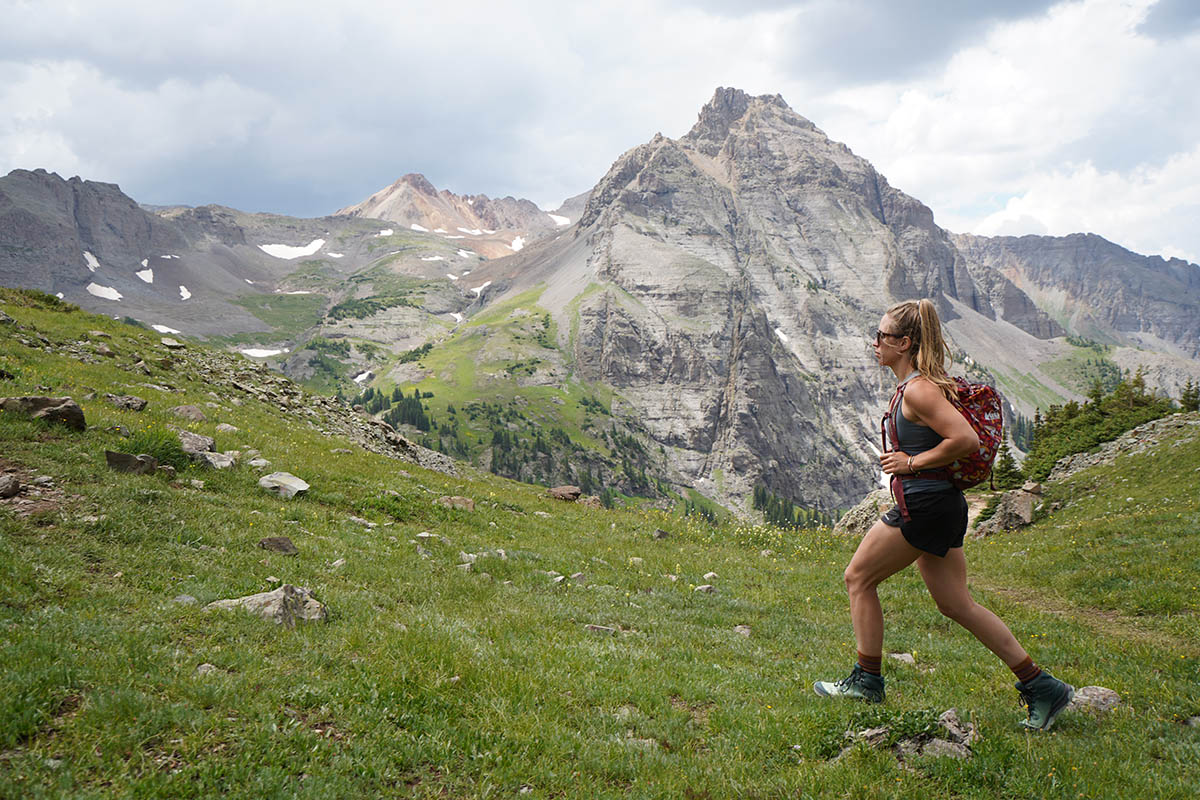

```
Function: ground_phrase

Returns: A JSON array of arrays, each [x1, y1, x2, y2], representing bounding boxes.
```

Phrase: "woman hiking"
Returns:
[[813, 299, 1074, 731]]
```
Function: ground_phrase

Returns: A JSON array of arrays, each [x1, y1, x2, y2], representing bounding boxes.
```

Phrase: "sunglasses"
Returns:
[[873, 329, 903, 344]]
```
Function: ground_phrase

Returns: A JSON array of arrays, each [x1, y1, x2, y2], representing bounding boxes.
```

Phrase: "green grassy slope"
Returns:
[[1, 291, 1198, 799]]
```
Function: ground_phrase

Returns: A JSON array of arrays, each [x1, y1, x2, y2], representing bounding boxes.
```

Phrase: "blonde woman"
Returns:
[[813, 299, 1074, 731]]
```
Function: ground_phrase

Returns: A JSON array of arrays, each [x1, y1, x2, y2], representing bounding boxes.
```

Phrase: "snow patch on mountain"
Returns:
[[135, 268, 154, 283], [241, 348, 287, 358], [86, 282, 121, 300], [179, 285, 191, 300], [421, 256, 445, 261], [510, 236, 526, 252], [548, 214, 570, 226], [151, 324, 181, 334], [258, 239, 326, 259], [83, 251, 99, 272], [411, 223, 429, 232]]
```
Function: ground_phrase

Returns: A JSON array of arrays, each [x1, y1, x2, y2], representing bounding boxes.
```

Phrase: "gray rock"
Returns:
[[95, 343, 115, 358], [703, 571, 718, 580], [652, 528, 670, 540], [248, 458, 271, 468], [348, 515, 376, 528], [733, 625, 752, 637], [258, 472, 310, 499], [216, 423, 239, 433], [888, 652, 916, 665], [105, 394, 147, 411], [0, 474, 19, 498], [0, 396, 86, 431], [258, 536, 298, 555], [533, 510, 551, 518], [937, 708, 978, 745], [1185, 716, 1200, 727], [0, 311, 14, 325], [199, 452, 235, 470], [629, 556, 644, 567], [1067, 686, 1121, 714], [694, 584, 715, 593], [585, 624, 617, 634], [974, 489, 1036, 537], [104, 450, 159, 475], [160, 337, 186, 349], [189, 479, 206, 489], [196, 663, 217, 675], [834, 489, 893, 537], [173, 594, 198, 605], [919, 738, 972, 759], [204, 584, 327, 626], [169, 405, 207, 422]]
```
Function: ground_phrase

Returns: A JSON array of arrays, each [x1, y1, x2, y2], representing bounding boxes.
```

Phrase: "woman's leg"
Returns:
[[916, 548, 1028, 667], [844, 520, 924, 658]]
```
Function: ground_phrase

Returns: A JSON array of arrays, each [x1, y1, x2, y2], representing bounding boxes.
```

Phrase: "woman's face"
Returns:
[[873, 314, 907, 365]]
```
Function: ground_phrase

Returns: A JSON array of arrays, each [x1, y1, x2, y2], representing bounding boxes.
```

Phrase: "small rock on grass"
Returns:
[[734, 625, 751, 637], [216, 423, 238, 433], [104, 450, 158, 475], [703, 571, 718, 580], [585, 624, 616, 634], [173, 594, 198, 606], [105, 394, 147, 411], [258, 536, 298, 555], [1067, 686, 1121, 714], [204, 584, 326, 626], [259, 472, 309, 499], [0, 474, 20, 499], [888, 652, 916, 665], [168, 404, 207, 422], [652, 528, 670, 540], [694, 584, 715, 593], [196, 663, 217, 675]]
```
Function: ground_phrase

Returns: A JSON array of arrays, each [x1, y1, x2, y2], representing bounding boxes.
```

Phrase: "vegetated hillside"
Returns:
[[2, 291, 1198, 798]]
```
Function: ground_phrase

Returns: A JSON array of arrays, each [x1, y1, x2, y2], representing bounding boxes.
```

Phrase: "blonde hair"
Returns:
[[887, 299, 956, 402]]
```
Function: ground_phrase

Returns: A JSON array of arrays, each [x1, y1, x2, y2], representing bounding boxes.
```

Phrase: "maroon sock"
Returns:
[[1011, 656, 1042, 684], [857, 651, 882, 676]]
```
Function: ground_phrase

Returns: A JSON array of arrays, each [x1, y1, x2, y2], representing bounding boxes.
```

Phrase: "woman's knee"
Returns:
[[934, 597, 975, 622], [843, 564, 874, 596]]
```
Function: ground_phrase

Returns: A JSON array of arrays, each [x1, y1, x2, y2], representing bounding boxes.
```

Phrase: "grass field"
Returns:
[[2, 292, 1198, 798]]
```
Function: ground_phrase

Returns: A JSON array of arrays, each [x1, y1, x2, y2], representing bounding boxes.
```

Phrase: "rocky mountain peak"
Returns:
[[397, 172, 438, 196], [684, 87, 808, 154]]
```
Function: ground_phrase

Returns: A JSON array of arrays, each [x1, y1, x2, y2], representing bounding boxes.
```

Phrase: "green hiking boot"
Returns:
[[813, 664, 885, 703], [1016, 671, 1074, 731]]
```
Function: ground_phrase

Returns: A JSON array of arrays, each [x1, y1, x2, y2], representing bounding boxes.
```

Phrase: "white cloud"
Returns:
[[803, 0, 1200, 259], [0, 0, 1195, 261]]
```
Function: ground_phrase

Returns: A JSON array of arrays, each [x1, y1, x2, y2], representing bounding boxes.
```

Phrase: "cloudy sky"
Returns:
[[3, 0, 1198, 261]]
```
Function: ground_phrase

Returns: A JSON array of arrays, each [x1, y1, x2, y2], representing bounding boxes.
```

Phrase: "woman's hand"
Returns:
[[879, 451, 911, 475]]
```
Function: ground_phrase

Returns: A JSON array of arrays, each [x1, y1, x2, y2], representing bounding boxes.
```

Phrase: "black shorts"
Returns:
[[880, 488, 968, 557]]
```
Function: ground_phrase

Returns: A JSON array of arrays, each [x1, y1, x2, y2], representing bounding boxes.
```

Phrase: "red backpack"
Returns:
[[882, 376, 1003, 521]]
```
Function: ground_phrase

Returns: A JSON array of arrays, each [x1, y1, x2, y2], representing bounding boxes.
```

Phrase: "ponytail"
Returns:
[[887, 298, 956, 402]]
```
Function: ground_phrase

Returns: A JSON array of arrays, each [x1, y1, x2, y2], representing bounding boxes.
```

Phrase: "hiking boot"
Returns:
[[1016, 671, 1074, 731], [813, 664, 885, 703]]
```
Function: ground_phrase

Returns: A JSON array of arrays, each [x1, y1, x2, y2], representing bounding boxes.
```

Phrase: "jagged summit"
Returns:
[[684, 87, 815, 154]]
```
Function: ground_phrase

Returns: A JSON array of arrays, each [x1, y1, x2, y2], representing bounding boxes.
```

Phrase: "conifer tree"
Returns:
[[1181, 379, 1200, 412], [991, 441, 1024, 489]]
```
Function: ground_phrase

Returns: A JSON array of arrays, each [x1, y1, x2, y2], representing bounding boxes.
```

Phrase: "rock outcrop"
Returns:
[[205, 584, 327, 626], [0, 396, 86, 431]]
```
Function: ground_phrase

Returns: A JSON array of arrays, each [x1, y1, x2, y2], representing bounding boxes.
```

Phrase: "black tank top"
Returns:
[[889, 374, 954, 495]]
